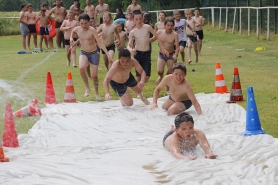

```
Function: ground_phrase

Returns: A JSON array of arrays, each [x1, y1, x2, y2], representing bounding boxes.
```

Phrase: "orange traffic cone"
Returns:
[[45, 72, 58, 104], [227, 68, 244, 103], [3, 103, 19, 148], [64, 72, 76, 103], [215, 62, 229, 93], [0, 139, 9, 162], [13, 99, 42, 117]]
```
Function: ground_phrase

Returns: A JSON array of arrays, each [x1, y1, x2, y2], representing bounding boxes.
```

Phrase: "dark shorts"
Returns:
[[188, 35, 198, 42], [28, 24, 36, 33], [55, 21, 63, 29], [134, 50, 151, 77], [101, 44, 115, 54], [100, 18, 103, 24], [40, 27, 49, 36], [97, 46, 100, 52], [158, 52, 174, 61], [64, 38, 77, 46], [196, 30, 204, 40], [179, 41, 187, 48], [80, 50, 99, 65], [110, 73, 137, 97], [163, 130, 175, 147], [169, 95, 192, 109]]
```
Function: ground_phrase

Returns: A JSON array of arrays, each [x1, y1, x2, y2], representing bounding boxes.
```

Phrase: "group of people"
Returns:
[[18, 0, 217, 160]]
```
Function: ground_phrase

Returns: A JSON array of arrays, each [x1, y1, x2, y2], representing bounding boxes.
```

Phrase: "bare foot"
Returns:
[[84, 89, 90, 97], [188, 60, 192, 64], [95, 93, 101, 101], [140, 96, 150, 105]]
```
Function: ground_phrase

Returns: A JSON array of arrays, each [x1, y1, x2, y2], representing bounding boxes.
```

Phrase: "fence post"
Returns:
[[219, 7, 222, 30], [267, 8, 270, 40], [248, 8, 250, 36], [232, 8, 237, 34], [211, 7, 215, 27], [225, 8, 228, 31], [239, 8, 242, 34], [256, 8, 259, 37], [156, 11, 159, 23]]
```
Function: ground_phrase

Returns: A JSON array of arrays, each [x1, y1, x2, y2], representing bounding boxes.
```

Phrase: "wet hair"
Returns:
[[174, 112, 194, 129], [172, 63, 186, 73], [119, 49, 131, 58], [42, 3, 48, 7], [132, 10, 142, 18], [164, 17, 174, 26], [20, 4, 26, 9], [41, 9, 46, 12], [194, 7, 200, 12], [159, 11, 166, 17], [79, 13, 90, 21]]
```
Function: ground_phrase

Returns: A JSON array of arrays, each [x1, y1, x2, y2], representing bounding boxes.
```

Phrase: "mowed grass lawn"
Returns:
[[0, 26, 278, 137]]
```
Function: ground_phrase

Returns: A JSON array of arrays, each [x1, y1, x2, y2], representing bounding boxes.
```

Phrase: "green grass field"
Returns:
[[0, 25, 278, 138]]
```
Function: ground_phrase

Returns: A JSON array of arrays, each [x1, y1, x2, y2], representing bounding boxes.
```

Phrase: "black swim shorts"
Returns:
[[134, 50, 151, 77], [110, 73, 137, 97]]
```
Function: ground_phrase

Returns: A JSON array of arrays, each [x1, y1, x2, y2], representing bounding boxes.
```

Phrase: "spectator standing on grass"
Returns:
[[126, 0, 142, 14], [26, 4, 38, 50], [19, 4, 28, 50], [94, 0, 109, 26], [84, 0, 95, 20]]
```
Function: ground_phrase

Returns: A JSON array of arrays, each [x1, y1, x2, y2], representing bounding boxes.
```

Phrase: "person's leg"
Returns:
[[108, 50, 115, 69], [65, 45, 71, 66], [165, 59, 175, 93], [44, 38, 49, 49], [179, 45, 185, 63], [193, 41, 198, 63], [156, 57, 166, 86], [90, 63, 100, 100], [39, 36, 43, 51], [129, 85, 150, 105], [197, 35, 200, 55], [27, 33, 31, 50], [71, 46, 77, 67], [47, 36, 54, 49], [187, 39, 192, 64], [119, 90, 133, 106], [167, 102, 186, 116], [22, 36, 27, 50], [79, 55, 91, 97], [199, 39, 203, 55], [162, 98, 175, 110], [55, 28, 61, 48], [102, 53, 109, 70], [33, 33, 38, 48], [86, 63, 91, 79]]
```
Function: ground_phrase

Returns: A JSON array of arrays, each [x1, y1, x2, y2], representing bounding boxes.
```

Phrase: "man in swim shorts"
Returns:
[[151, 63, 202, 116], [70, 14, 111, 100], [26, 4, 38, 50], [163, 112, 218, 160], [19, 4, 28, 50], [103, 49, 150, 106]]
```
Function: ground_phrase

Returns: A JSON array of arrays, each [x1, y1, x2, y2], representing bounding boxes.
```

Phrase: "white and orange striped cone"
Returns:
[[0, 139, 9, 162], [64, 72, 76, 103], [227, 68, 244, 103], [13, 99, 42, 118], [215, 62, 229, 93]]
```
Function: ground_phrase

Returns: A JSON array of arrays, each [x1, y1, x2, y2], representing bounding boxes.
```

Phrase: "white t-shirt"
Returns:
[[174, 19, 188, 42]]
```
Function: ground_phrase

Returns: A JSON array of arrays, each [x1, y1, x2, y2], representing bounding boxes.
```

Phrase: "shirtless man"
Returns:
[[97, 12, 120, 70], [26, 4, 38, 50], [155, 11, 166, 32], [70, 14, 112, 99], [60, 11, 79, 67], [103, 49, 149, 106], [193, 7, 205, 55], [94, 0, 109, 26], [38, 3, 53, 49], [126, 0, 142, 14], [49, 0, 67, 48], [69, 0, 80, 12], [156, 18, 179, 89], [84, 0, 95, 20], [19, 4, 28, 50], [151, 63, 202, 116], [127, 10, 163, 83], [124, 13, 135, 35], [163, 112, 217, 160], [35, 9, 54, 51]]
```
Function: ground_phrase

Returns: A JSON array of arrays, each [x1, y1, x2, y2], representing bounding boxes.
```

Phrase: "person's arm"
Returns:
[[154, 27, 168, 57], [59, 20, 68, 31], [18, 12, 28, 25], [148, 25, 157, 43], [94, 7, 99, 26], [186, 82, 202, 115], [133, 59, 146, 88], [70, 27, 78, 44], [93, 28, 112, 62], [151, 76, 169, 110], [34, 16, 40, 23], [173, 33, 179, 61], [103, 62, 117, 100], [127, 30, 136, 55], [114, 26, 120, 47], [126, 5, 130, 14], [186, 24, 196, 36], [154, 22, 158, 32], [201, 17, 205, 26], [196, 130, 218, 159], [169, 143, 197, 160], [48, 7, 55, 16], [139, 5, 142, 12]]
